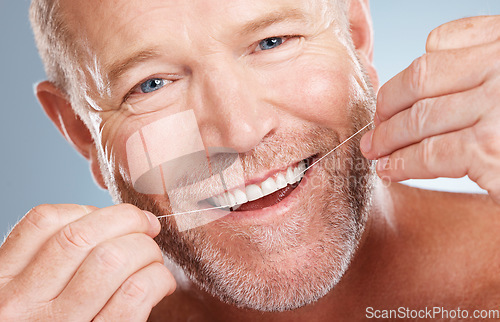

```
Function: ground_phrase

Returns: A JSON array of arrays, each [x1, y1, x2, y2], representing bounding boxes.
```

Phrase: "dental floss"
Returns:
[[293, 121, 374, 180], [156, 121, 374, 219]]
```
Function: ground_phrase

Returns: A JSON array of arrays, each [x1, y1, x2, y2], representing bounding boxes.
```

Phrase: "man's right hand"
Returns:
[[0, 204, 176, 321]]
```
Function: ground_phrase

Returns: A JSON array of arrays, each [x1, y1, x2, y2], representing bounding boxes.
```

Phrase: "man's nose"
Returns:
[[192, 63, 279, 153]]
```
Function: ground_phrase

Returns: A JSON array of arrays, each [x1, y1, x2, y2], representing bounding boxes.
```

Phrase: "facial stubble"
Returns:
[[113, 97, 375, 312]]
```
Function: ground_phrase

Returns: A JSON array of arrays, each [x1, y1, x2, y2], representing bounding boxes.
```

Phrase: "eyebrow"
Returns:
[[238, 9, 309, 36], [106, 48, 162, 89]]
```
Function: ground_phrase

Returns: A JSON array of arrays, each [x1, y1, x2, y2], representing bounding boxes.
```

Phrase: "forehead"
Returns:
[[61, 0, 332, 63]]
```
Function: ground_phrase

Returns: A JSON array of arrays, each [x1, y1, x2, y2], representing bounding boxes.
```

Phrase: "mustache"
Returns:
[[238, 123, 341, 177]]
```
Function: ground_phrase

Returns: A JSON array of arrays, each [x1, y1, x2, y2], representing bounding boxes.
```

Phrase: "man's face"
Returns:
[[63, 0, 375, 311]]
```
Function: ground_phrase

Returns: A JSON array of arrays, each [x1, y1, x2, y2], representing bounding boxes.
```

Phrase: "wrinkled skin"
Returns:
[[1, 0, 500, 321]]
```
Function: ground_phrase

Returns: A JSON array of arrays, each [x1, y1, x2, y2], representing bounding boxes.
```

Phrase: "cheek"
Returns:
[[265, 55, 354, 129], [98, 111, 159, 183], [100, 109, 206, 189]]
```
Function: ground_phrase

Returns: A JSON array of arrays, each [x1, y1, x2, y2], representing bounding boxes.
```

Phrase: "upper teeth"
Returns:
[[207, 160, 308, 209]]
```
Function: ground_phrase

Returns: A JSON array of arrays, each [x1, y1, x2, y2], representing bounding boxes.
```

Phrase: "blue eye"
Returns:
[[258, 37, 284, 51], [139, 78, 168, 93]]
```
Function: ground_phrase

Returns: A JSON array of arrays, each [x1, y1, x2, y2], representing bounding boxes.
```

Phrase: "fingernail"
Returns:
[[360, 130, 374, 154], [377, 157, 390, 172], [144, 210, 161, 233]]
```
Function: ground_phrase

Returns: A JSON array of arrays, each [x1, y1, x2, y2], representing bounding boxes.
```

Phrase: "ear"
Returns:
[[349, 0, 379, 90], [36, 81, 107, 189]]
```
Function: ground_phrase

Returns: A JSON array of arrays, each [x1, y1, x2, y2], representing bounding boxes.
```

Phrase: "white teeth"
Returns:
[[213, 196, 221, 207], [261, 177, 278, 196], [219, 193, 228, 207], [298, 160, 306, 173], [207, 159, 310, 208], [276, 174, 288, 189], [227, 192, 236, 208], [221, 195, 228, 206], [246, 184, 264, 201], [233, 189, 248, 204], [293, 167, 301, 183], [285, 166, 295, 184]]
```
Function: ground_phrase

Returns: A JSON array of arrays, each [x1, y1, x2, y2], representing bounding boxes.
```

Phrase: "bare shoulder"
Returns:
[[390, 182, 500, 236], [388, 183, 500, 291]]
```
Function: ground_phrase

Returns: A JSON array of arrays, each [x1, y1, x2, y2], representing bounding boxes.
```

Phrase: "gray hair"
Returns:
[[30, 0, 78, 100]]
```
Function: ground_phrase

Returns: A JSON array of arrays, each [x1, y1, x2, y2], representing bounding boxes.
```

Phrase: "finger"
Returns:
[[376, 40, 500, 123], [94, 262, 176, 322], [375, 129, 475, 182], [362, 86, 486, 159], [0, 204, 96, 282], [51, 233, 164, 322], [426, 16, 500, 52], [8, 204, 160, 300]]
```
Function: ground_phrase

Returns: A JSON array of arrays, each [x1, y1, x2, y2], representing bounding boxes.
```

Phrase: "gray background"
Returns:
[[1, 0, 498, 238]]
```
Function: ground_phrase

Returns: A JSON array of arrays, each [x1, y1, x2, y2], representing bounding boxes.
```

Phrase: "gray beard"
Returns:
[[112, 102, 376, 311]]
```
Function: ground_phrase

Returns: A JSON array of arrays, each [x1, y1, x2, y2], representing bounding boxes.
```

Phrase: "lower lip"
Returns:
[[220, 161, 317, 225]]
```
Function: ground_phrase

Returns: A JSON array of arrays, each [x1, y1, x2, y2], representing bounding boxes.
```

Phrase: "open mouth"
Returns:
[[205, 156, 314, 212]]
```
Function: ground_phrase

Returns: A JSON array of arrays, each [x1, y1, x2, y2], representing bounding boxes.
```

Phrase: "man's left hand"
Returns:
[[360, 15, 500, 204]]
